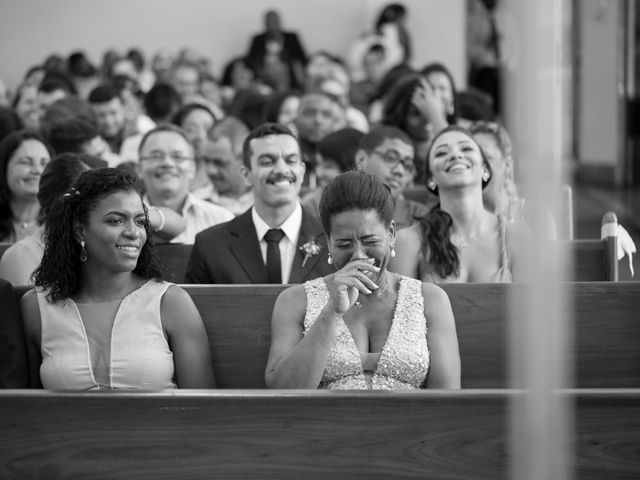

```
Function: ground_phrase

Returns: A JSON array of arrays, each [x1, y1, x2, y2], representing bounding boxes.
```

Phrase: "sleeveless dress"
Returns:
[[37, 280, 177, 390], [303, 276, 430, 390], [422, 215, 512, 283]]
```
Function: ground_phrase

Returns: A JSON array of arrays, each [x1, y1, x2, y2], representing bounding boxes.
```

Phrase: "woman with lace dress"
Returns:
[[265, 171, 460, 390], [389, 125, 527, 283], [20, 168, 214, 390]]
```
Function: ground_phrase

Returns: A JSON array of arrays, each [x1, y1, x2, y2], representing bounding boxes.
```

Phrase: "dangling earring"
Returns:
[[79, 240, 88, 263], [391, 248, 396, 258], [482, 170, 491, 182], [327, 253, 333, 265], [427, 179, 437, 191]]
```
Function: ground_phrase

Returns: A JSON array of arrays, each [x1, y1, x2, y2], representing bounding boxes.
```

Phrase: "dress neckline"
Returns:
[[338, 276, 405, 376]]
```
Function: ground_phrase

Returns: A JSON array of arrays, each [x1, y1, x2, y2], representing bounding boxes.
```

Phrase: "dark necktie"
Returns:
[[264, 228, 285, 284]]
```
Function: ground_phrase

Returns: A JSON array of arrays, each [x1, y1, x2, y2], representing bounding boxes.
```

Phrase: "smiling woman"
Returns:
[[388, 125, 528, 283], [0, 130, 53, 243], [20, 168, 215, 390]]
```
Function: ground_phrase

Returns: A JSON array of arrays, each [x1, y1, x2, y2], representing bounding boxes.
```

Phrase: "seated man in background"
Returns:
[[137, 125, 233, 244], [47, 117, 118, 165], [294, 91, 344, 188], [355, 126, 436, 229], [186, 123, 333, 284], [88, 84, 138, 157], [202, 116, 254, 216]]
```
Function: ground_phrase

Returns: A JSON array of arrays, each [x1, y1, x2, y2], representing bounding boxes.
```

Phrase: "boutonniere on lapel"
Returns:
[[300, 239, 322, 267]]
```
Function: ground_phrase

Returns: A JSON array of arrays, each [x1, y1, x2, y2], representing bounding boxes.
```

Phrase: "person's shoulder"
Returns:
[[193, 210, 247, 244], [190, 196, 234, 219], [397, 222, 422, 243], [404, 197, 430, 217], [275, 283, 307, 308]]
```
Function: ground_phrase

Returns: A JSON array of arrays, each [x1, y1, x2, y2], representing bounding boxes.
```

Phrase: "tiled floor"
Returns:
[[574, 184, 639, 281]]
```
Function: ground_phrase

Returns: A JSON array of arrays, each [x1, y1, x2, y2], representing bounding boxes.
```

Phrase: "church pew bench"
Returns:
[[10, 282, 640, 389], [187, 282, 640, 388], [0, 389, 638, 479]]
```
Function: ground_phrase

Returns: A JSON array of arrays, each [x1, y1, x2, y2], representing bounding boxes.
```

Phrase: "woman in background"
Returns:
[[390, 125, 525, 283], [0, 130, 53, 243]]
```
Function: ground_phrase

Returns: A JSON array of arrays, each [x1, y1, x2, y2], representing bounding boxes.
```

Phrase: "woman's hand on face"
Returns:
[[411, 80, 446, 124], [325, 258, 380, 315]]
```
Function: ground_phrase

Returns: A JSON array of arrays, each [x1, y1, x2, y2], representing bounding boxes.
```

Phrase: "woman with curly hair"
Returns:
[[21, 168, 214, 389], [389, 125, 526, 283], [0, 130, 53, 243]]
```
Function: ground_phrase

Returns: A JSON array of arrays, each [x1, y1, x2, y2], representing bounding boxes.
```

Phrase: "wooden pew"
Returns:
[[186, 282, 640, 389], [0, 389, 638, 479], [11, 282, 640, 389]]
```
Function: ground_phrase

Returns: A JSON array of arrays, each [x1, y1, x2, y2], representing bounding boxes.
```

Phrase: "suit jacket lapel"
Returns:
[[228, 210, 269, 283], [289, 209, 327, 284]]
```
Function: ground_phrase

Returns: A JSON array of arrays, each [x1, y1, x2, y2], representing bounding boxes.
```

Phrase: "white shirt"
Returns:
[[251, 203, 302, 284], [144, 193, 234, 245]]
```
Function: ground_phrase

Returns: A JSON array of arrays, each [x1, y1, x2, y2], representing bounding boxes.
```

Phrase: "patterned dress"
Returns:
[[303, 276, 430, 390]]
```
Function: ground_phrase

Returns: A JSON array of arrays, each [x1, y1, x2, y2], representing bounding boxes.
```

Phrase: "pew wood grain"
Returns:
[[0, 389, 638, 479]]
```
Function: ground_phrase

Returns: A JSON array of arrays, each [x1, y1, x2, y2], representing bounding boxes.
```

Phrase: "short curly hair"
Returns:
[[32, 168, 166, 303]]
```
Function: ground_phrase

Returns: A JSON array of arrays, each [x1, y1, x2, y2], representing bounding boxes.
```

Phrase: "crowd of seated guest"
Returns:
[[0, 2, 589, 392]]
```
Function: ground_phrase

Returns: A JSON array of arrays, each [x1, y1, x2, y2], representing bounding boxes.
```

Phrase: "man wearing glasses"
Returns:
[[355, 126, 436, 229], [137, 125, 233, 244]]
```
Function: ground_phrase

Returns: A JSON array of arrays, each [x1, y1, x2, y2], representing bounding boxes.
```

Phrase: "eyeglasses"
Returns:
[[371, 149, 415, 173], [139, 152, 193, 164], [468, 121, 500, 134]]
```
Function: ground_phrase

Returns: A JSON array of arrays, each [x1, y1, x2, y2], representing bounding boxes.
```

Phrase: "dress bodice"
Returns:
[[303, 276, 430, 390], [37, 280, 177, 390], [422, 214, 512, 283]]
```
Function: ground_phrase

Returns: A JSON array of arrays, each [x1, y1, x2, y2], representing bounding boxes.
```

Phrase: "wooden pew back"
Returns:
[[0, 389, 638, 479], [186, 282, 640, 389], [12, 282, 640, 389]]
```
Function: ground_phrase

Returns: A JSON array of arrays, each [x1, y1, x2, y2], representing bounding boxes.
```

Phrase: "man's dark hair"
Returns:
[[143, 83, 182, 123], [47, 117, 99, 155], [241, 122, 298, 168], [87, 84, 121, 105]]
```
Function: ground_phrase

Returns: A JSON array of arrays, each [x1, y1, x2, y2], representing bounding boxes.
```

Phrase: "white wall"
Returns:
[[0, 0, 465, 91], [577, 0, 621, 166]]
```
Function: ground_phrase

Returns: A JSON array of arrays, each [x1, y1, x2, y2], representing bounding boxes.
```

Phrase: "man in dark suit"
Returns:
[[245, 10, 307, 91], [185, 123, 333, 284], [0, 279, 29, 388]]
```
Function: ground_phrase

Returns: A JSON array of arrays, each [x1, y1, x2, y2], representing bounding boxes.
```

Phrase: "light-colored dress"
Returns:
[[303, 276, 430, 390], [422, 215, 512, 283], [37, 280, 177, 390]]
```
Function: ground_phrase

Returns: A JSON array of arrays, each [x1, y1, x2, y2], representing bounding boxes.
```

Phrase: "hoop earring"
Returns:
[[79, 240, 88, 263]]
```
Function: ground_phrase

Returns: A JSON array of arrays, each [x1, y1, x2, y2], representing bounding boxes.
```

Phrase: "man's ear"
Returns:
[[354, 149, 367, 170], [240, 164, 253, 188]]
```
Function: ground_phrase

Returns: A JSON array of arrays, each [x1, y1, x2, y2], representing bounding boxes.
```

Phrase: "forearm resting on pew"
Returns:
[[265, 288, 340, 389]]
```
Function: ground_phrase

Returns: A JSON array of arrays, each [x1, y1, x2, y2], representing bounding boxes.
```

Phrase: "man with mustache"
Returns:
[[137, 125, 234, 244], [186, 123, 333, 284], [355, 126, 436, 229]]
